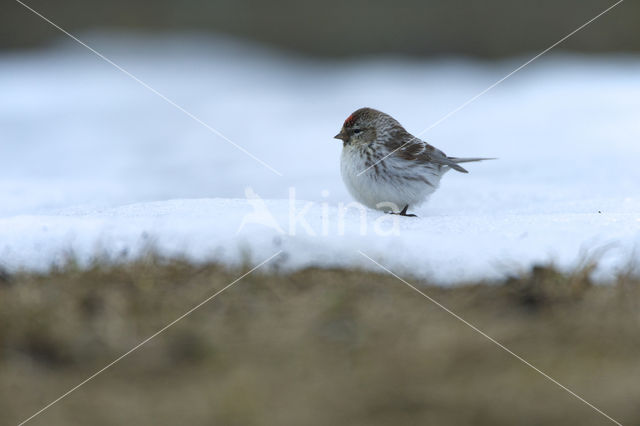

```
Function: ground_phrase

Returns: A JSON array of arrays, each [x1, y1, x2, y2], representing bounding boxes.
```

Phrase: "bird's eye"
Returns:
[[353, 129, 361, 134]]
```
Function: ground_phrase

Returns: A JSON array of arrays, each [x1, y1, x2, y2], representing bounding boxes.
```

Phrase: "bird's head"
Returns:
[[334, 107, 403, 147], [334, 108, 381, 146]]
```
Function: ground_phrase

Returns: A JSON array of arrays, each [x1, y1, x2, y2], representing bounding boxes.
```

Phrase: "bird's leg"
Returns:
[[400, 205, 417, 217], [390, 205, 417, 217]]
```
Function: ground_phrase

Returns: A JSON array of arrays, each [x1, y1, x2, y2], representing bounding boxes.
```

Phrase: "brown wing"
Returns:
[[387, 136, 469, 173]]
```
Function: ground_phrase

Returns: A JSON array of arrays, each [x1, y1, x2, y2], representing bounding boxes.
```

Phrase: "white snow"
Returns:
[[1, 33, 639, 283]]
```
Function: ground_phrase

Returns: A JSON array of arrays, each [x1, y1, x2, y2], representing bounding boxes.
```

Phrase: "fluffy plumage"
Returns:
[[335, 107, 493, 215]]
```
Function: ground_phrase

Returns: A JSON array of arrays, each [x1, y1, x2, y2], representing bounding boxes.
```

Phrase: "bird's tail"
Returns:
[[445, 157, 496, 173], [448, 157, 497, 164]]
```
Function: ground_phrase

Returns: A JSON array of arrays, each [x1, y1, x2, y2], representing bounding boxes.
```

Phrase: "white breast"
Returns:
[[340, 144, 445, 212]]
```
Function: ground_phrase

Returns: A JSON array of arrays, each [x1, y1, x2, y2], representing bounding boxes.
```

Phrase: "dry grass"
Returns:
[[1, 257, 639, 425]]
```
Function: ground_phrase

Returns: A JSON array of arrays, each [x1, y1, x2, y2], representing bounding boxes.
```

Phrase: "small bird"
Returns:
[[335, 107, 493, 216]]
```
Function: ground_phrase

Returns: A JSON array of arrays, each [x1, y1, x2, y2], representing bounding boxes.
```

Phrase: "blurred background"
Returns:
[[2, 2, 640, 425], [2, 0, 639, 214], [3, 0, 639, 56]]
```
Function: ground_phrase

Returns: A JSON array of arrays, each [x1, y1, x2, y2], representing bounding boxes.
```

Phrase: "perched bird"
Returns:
[[335, 107, 493, 216]]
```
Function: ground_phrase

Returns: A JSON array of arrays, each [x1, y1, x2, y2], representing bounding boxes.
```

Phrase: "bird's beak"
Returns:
[[334, 130, 348, 141]]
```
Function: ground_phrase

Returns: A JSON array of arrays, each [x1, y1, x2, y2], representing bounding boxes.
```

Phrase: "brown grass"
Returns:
[[1, 258, 639, 425]]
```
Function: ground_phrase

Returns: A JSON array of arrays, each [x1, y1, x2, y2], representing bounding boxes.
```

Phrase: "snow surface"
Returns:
[[1, 33, 639, 283]]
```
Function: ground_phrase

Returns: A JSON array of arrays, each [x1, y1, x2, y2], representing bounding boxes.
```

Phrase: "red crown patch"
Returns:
[[344, 113, 357, 127]]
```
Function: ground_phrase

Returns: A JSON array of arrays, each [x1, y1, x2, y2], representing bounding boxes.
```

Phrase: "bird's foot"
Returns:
[[389, 205, 417, 217]]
